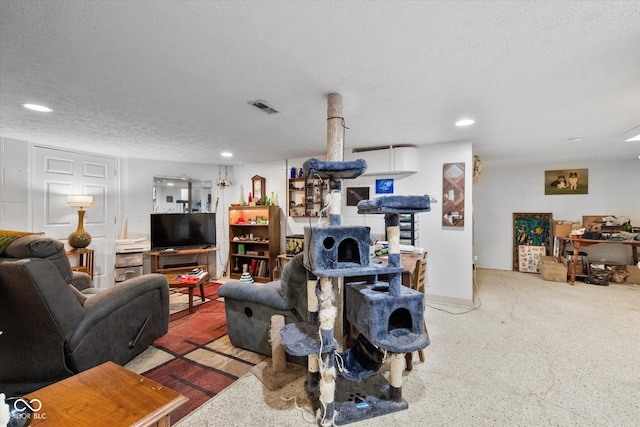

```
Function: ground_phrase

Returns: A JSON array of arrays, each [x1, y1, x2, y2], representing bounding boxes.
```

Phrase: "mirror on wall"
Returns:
[[153, 176, 213, 213]]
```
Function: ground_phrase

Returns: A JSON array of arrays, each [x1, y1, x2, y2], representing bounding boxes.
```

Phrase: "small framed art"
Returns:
[[375, 179, 394, 194], [346, 187, 370, 206], [544, 169, 588, 195]]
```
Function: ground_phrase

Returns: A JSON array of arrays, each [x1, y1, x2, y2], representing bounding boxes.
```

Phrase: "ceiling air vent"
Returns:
[[248, 99, 279, 114]]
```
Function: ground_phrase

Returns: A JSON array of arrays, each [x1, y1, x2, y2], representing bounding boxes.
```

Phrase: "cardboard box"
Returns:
[[538, 255, 568, 282], [553, 220, 574, 239], [626, 265, 640, 285]]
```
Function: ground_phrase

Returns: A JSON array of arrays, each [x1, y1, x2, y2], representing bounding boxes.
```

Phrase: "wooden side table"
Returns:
[[163, 272, 209, 313], [66, 248, 94, 279], [25, 361, 187, 426]]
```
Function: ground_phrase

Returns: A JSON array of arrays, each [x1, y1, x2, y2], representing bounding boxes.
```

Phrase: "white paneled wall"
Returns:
[[0, 137, 29, 230], [473, 159, 640, 270]]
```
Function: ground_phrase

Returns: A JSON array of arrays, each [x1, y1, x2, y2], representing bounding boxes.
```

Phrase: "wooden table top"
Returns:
[[163, 272, 209, 287], [568, 237, 640, 247], [25, 361, 187, 426]]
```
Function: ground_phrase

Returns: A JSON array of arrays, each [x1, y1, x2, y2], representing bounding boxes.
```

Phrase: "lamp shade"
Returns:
[[67, 195, 94, 208]]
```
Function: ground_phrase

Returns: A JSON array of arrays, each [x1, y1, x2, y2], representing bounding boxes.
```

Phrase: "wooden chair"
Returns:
[[405, 251, 428, 370]]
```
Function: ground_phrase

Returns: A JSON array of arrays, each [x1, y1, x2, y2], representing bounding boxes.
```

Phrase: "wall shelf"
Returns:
[[288, 177, 327, 217]]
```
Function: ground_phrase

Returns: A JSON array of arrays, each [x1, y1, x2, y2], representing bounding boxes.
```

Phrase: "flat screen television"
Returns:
[[150, 213, 216, 250]]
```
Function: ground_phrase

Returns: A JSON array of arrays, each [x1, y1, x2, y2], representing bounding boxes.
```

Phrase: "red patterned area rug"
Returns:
[[138, 282, 267, 425]]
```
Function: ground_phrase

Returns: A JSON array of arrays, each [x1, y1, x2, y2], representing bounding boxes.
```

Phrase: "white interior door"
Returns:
[[32, 146, 117, 288]]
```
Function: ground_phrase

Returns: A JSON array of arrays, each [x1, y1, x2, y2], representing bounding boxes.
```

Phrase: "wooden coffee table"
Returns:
[[25, 361, 187, 426], [164, 272, 209, 313]]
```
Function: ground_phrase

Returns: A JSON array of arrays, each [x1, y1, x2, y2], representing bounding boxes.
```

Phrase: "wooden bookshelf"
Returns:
[[228, 205, 281, 283]]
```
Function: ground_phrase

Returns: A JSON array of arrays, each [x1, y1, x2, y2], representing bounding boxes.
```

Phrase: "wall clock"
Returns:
[[252, 175, 265, 202]]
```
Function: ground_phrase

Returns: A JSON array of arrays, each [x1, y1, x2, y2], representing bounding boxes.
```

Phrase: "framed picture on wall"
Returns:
[[544, 168, 588, 195], [346, 187, 370, 206], [375, 179, 394, 194], [442, 162, 465, 227], [513, 212, 553, 271]]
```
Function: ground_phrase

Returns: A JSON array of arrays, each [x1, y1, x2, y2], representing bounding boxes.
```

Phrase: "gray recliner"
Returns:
[[218, 253, 308, 362], [0, 233, 170, 396]]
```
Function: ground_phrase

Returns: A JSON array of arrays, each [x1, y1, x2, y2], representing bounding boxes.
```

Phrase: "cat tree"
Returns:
[[280, 93, 431, 425]]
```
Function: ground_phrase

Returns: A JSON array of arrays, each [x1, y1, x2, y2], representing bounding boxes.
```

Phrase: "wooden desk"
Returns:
[[25, 361, 187, 426], [374, 252, 421, 287], [568, 238, 640, 285], [344, 253, 421, 287]]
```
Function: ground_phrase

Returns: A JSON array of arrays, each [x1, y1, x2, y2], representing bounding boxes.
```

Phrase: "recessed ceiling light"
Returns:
[[221, 152, 233, 157], [625, 133, 640, 142], [455, 118, 475, 127], [22, 103, 53, 112], [569, 136, 583, 142]]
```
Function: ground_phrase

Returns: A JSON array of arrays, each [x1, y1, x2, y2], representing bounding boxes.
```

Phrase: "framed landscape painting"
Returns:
[[545, 168, 588, 195]]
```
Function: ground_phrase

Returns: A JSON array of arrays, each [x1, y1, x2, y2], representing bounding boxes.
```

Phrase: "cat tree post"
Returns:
[[307, 277, 320, 387], [318, 92, 344, 424], [385, 212, 405, 400], [385, 213, 402, 297], [326, 92, 343, 226]]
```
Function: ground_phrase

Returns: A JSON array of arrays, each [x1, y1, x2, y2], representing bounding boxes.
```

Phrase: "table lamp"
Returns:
[[68, 195, 94, 248]]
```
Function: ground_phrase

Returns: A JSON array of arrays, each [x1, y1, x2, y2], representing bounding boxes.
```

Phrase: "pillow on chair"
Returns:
[[3, 234, 74, 283], [277, 253, 308, 317]]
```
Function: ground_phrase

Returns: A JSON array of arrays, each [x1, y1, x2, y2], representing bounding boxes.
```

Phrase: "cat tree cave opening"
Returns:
[[388, 307, 413, 331], [337, 238, 361, 265]]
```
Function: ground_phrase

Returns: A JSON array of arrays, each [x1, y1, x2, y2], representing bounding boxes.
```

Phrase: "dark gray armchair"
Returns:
[[218, 253, 308, 363], [0, 234, 169, 396]]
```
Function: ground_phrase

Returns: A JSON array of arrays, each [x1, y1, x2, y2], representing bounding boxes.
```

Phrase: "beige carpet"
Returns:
[[175, 269, 640, 426]]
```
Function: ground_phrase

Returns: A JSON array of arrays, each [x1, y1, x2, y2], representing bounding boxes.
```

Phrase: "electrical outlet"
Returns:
[[473, 256, 478, 262]]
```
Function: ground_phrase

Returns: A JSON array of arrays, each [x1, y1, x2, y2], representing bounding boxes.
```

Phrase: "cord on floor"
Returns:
[[425, 264, 482, 315]]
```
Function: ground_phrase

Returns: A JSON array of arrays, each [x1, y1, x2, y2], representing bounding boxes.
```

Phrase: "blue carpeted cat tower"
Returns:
[[280, 93, 431, 426]]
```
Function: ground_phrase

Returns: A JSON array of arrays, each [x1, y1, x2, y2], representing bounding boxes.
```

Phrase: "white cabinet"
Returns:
[[115, 239, 150, 284]]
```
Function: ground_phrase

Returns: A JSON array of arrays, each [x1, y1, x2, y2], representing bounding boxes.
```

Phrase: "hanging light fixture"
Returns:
[[67, 195, 94, 248]]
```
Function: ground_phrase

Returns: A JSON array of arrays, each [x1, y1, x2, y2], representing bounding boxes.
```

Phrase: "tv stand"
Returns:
[[148, 247, 217, 279]]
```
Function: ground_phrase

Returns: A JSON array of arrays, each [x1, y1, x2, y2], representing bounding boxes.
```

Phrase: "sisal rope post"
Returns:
[[388, 352, 406, 402], [269, 314, 286, 372]]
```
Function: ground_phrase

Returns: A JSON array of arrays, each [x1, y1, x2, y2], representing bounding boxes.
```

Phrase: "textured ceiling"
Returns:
[[1, 1, 639, 166]]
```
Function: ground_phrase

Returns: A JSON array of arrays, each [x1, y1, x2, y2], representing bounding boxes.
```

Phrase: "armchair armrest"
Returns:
[[71, 271, 93, 291], [219, 280, 292, 311], [67, 274, 169, 351]]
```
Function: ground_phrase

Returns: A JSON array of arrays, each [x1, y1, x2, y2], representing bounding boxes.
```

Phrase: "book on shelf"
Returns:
[[249, 259, 258, 276], [257, 260, 268, 277]]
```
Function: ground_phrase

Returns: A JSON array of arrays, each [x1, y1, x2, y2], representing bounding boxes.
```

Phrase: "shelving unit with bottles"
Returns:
[[228, 205, 281, 283], [288, 177, 327, 218]]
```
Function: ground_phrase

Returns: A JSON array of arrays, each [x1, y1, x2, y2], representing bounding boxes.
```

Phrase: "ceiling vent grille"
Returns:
[[248, 99, 279, 114]]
